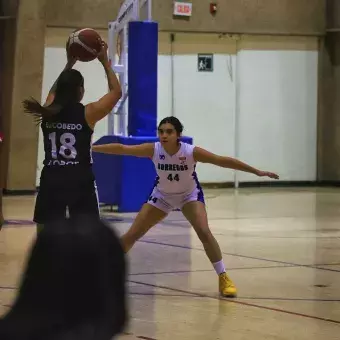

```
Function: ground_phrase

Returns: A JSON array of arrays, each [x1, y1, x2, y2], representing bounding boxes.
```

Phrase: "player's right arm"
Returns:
[[43, 50, 77, 107], [92, 143, 154, 158], [85, 41, 122, 130]]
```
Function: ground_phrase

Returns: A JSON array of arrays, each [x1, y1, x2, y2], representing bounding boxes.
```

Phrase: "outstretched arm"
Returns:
[[92, 143, 154, 158], [193, 147, 279, 179]]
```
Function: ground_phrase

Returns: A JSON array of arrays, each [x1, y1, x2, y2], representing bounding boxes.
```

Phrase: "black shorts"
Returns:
[[34, 166, 100, 224]]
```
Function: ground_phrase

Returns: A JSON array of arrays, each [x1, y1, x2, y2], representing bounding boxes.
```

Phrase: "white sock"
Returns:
[[212, 260, 226, 275]]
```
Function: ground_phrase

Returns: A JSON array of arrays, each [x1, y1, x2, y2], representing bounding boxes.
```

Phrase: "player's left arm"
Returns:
[[193, 146, 279, 179], [43, 49, 77, 107]]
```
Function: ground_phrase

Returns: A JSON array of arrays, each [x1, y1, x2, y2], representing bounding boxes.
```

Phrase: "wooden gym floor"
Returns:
[[1, 187, 340, 339]]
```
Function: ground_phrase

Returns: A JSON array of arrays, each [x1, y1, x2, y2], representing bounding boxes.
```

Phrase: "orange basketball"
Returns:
[[67, 28, 102, 62]]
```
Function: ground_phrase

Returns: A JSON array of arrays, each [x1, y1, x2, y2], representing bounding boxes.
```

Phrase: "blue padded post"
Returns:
[[128, 21, 158, 137]]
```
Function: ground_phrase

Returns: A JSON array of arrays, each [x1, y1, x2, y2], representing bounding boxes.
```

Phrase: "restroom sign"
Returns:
[[198, 54, 213, 72], [173, 2, 192, 16]]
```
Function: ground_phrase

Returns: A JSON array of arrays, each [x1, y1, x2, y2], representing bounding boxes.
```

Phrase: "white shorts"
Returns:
[[146, 187, 205, 214]]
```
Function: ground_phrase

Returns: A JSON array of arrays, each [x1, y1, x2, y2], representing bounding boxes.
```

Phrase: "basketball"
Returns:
[[67, 28, 102, 62]]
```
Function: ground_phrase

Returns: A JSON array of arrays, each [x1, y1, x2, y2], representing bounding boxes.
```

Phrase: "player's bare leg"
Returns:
[[182, 201, 237, 297], [121, 203, 167, 253]]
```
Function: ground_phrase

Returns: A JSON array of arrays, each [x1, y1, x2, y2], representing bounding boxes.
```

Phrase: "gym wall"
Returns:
[[0, 0, 329, 190], [0, 0, 45, 191], [46, 0, 324, 35], [318, 0, 340, 181], [42, 28, 318, 184]]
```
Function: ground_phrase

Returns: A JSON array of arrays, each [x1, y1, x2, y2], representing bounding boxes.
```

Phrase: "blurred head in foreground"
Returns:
[[0, 215, 127, 340]]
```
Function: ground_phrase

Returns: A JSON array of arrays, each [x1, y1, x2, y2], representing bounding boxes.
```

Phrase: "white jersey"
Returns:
[[152, 142, 199, 195]]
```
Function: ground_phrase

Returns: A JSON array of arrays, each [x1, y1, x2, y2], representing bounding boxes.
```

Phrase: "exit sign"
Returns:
[[173, 2, 192, 17]]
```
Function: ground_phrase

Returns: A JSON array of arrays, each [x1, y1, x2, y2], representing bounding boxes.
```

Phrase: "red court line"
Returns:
[[129, 280, 340, 325]]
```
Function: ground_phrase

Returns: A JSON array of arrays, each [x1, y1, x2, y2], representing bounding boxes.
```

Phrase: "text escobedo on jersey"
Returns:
[[45, 122, 83, 131]]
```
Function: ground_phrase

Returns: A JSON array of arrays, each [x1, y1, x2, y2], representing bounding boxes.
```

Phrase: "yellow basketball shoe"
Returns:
[[219, 272, 237, 297]]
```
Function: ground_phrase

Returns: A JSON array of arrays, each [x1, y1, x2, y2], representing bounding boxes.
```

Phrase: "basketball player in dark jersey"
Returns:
[[23, 41, 121, 231]]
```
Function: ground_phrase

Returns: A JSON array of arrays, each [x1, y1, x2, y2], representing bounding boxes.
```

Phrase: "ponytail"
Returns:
[[23, 69, 84, 125], [23, 97, 62, 124]]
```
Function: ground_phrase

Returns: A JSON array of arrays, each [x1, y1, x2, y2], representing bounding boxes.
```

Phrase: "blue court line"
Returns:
[[0, 263, 328, 292], [103, 216, 340, 241], [2, 292, 339, 305], [2, 283, 339, 326], [138, 239, 340, 274], [130, 292, 195, 297], [2, 220, 340, 273], [129, 292, 340, 302], [230, 297, 340, 302], [3, 218, 340, 239], [0, 267, 283, 292], [213, 234, 340, 239], [129, 265, 296, 276], [6, 216, 340, 242], [316, 263, 340, 266], [130, 262, 340, 276], [0, 302, 157, 340], [128, 279, 340, 325], [1, 220, 35, 226], [0, 286, 15, 290]]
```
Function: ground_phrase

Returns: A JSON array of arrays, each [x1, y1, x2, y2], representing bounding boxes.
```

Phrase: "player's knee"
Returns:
[[195, 226, 213, 244]]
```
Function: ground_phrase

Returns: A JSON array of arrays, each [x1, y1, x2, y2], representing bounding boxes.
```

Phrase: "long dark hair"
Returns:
[[0, 215, 127, 340], [23, 69, 84, 124]]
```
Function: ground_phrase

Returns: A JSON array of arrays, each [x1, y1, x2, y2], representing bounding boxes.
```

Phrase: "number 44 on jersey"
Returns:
[[167, 174, 180, 182]]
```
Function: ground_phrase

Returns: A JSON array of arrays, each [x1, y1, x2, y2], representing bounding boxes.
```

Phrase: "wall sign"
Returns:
[[173, 2, 192, 17], [198, 54, 213, 72]]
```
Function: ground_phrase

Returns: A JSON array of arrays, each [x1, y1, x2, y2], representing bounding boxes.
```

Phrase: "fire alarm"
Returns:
[[210, 3, 217, 15]]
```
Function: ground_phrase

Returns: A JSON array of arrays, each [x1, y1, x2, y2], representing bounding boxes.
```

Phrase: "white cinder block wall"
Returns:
[[38, 33, 318, 185]]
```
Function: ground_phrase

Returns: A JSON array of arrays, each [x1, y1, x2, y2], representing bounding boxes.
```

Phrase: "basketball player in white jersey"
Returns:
[[92, 117, 279, 297]]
